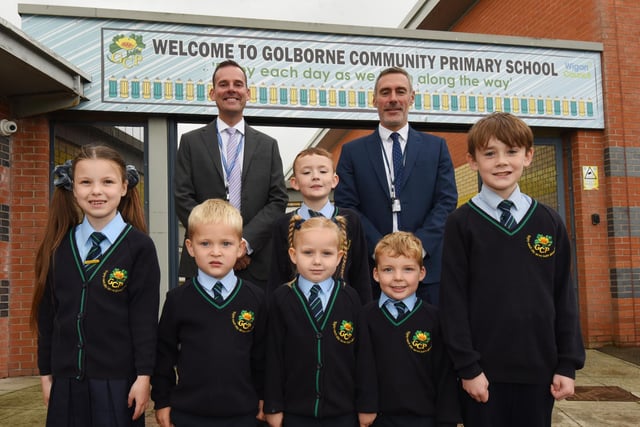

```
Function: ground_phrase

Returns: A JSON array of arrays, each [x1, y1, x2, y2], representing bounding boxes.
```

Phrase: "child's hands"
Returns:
[[265, 411, 284, 427], [550, 374, 575, 400], [128, 375, 150, 420], [462, 372, 489, 403], [358, 412, 377, 426], [40, 375, 52, 406], [155, 407, 174, 427]]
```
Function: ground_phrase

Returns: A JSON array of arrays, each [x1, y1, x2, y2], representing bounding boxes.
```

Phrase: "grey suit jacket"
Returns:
[[175, 120, 288, 285]]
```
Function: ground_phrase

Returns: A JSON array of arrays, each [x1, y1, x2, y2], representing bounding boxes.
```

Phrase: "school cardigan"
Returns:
[[264, 279, 377, 418], [151, 277, 267, 417], [361, 300, 460, 425], [268, 207, 372, 303], [439, 200, 585, 384], [37, 225, 160, 380]]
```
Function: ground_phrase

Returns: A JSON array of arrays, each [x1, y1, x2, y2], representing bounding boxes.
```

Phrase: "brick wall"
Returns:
[[453, 0, 640, 346], [0, 105, 50, 376]]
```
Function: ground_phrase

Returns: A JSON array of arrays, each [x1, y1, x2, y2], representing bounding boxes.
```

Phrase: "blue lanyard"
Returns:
[[216, 130, 244, 184]]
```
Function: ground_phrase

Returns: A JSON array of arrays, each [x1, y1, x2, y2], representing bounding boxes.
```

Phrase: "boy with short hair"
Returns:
[[268, 147, 372, 303], [439, 112, 585, 427], [361, 231, 460, 427], [152, 199, 267, 427]]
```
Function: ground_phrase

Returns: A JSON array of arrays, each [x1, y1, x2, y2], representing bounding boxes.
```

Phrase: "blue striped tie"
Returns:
[[84, 232, 106, 272], [394, 301, 408, 321], [498, 200, 516, 230], [308, 284, 323, 320], [212, 281, 224, 304]]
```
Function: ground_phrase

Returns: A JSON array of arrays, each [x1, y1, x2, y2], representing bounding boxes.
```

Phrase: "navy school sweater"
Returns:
[[152, 277, 267, 417], [440, 200, 585, 384]]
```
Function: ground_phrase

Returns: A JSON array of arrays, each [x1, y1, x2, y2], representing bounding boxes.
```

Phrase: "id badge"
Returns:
[[392, 198, 402, 213]]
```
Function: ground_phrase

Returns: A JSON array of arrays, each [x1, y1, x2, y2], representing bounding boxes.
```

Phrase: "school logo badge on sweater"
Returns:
[[103, 268, 128, 292], [232, 310, 256, 333], [406, 330, 432, 353], [527, 233, 555, 258], [332, 320, 355, 344]]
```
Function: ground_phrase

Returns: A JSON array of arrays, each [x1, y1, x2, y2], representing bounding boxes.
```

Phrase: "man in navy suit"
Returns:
[[335, 67, 457, 304], [175, 60, 288, 288]]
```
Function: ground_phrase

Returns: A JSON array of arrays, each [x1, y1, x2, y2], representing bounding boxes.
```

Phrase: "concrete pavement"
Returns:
[[1, 349, 638, 426]]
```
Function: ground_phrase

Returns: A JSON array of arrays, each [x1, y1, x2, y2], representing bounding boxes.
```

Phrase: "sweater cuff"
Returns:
[[458, 362, 483, 380], [555, 361, 577, 380]]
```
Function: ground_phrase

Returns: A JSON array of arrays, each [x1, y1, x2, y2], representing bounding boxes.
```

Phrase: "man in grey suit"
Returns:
[[175, 60, 288, 287]]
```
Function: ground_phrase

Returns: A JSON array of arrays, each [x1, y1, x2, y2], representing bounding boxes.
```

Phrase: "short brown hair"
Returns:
[[467, 112, 534, 158], [292, 147, 334, 175], [212, 59, 247, 87], [374, 231, 424, 267]]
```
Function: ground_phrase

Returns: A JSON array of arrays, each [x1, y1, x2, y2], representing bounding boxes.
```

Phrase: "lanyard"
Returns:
[[379, 137, 407, 199], [216, 130, 244, 185]]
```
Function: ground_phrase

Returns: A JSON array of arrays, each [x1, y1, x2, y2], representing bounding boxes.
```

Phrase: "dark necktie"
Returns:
[[308, 284, 323, 320], [84, 232, 106, 272], [226, 127, 242, 210], [212, 281, 224, 304], [498, 200, 516, 230], [394, 300, 408, 321], [308, 209, 324, 218], [390, 132, 404, 189]]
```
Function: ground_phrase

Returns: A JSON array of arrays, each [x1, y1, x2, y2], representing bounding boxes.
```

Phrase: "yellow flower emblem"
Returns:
[[116, 37, 138, 50]]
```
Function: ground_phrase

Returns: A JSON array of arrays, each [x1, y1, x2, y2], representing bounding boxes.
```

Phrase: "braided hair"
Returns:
[[287, 214, 349, 286]]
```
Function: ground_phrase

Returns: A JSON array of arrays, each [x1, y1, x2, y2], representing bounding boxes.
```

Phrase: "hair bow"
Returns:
[[53, 160, 73, 191]]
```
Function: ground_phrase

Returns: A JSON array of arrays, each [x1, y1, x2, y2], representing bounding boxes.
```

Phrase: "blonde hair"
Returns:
[[374, 231, 424, 267], [287, 214, 349, 284], [188, 198, 243, 238], [292, 147, 334, 175]]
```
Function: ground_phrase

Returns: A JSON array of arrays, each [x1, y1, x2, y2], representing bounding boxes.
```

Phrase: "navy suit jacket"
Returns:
[[335, 126, 457, 284], [175, 120, 288, 285]]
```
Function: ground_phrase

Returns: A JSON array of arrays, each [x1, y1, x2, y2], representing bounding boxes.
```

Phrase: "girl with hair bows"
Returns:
[[31, 145, 161, 427]]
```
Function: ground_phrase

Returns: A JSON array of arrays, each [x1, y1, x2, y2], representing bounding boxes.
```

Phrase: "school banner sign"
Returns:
[[21, 9, 604, 128]]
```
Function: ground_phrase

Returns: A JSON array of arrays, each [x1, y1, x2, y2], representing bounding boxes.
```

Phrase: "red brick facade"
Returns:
[[451, 0, 640, 347], [0, 108, 50, 377]]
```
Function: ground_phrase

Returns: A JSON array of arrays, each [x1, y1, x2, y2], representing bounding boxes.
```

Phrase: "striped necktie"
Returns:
[[84, 232, 106, 272], [308, 209, 323, 217], [394, 300, 408, 321], [212, 281, 224, 304], [225, 127, 242, 210], [308, 284, 323, 320], [498, 200, 516, 230]]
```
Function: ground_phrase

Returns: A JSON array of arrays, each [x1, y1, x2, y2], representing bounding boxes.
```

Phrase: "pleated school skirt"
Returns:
[[46, 377, 144, 427]]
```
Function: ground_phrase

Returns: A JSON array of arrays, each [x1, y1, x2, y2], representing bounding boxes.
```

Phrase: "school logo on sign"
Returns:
[[107, 34, 145, 69]]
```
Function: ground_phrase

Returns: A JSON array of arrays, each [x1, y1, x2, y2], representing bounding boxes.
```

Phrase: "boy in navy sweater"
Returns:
[[439, 112, 585, 427], [362, 231, 460, 427], [152, 199, 267, 427]]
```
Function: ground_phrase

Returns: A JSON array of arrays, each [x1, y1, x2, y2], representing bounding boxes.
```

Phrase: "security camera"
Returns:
[[0, 119, 17, 136]]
